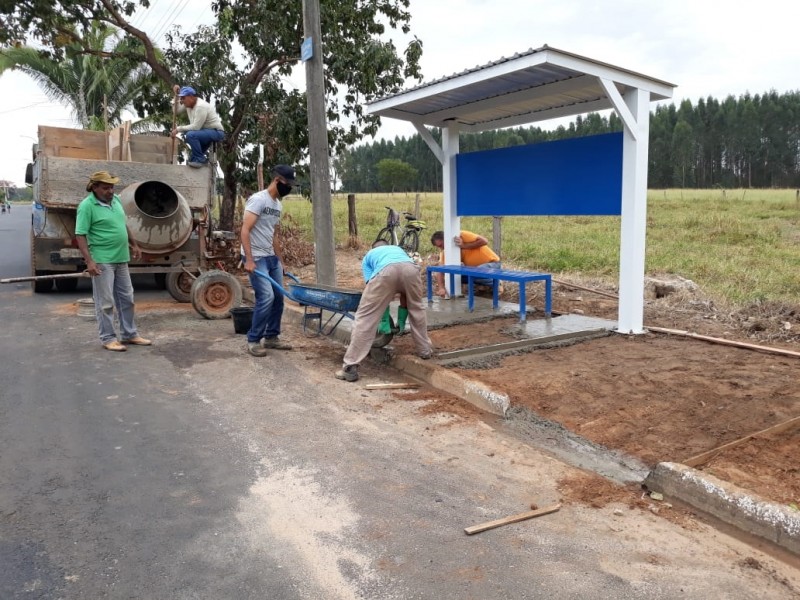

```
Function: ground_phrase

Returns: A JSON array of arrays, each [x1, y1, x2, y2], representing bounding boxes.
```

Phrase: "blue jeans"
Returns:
[[185, 129, 225, 163], [246, 255, 284, 343], [473, 261, 502, 286], [92, 262, 138, 344]]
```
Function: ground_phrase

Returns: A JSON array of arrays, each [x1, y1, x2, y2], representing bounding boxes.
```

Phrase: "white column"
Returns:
[[442, 125, 461, 296], [617, 88, 650, 334]]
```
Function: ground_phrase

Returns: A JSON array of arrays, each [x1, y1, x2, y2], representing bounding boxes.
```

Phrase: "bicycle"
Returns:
[[374, 206, 426, 253]]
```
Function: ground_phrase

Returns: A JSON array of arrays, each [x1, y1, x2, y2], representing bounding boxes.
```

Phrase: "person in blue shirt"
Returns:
[[336, 241, 433, 382]]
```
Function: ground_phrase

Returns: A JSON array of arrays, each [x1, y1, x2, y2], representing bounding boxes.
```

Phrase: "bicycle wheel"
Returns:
[[375, 227, 396, 245], [399, 229, 419, 253]]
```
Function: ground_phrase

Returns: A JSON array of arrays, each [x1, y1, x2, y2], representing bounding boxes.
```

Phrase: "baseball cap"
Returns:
[[272, 165, 296, 185], [178, 86, 197, 97]]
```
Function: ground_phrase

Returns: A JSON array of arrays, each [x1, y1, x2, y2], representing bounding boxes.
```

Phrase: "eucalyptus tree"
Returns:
[[0, 0, 423, 230]]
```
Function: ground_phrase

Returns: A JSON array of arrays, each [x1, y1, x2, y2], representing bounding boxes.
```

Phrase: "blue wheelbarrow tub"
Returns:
[[286, 282, 362, 312]]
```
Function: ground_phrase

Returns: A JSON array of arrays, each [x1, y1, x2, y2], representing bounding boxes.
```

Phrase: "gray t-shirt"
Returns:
[[242, 190, 282, 259]]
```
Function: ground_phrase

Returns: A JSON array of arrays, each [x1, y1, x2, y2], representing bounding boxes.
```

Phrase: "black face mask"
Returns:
[[276, 182, 293, 198]]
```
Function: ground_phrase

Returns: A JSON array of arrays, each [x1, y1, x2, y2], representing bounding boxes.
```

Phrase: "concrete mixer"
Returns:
[[27, 125, 242, 318]]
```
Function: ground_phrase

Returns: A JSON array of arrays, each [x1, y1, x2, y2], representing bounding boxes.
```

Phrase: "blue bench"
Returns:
[[426, 265, 552, 321]]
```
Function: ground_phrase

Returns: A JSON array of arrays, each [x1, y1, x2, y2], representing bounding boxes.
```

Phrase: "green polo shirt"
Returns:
[[75, 193, 130, 263]]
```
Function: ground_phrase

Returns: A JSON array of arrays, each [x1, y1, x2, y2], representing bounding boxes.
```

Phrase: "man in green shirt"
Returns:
[[75, 171, 151, 352]]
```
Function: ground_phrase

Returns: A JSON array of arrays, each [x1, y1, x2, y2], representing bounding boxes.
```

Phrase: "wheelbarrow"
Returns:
[[253, 270, 394, 348]]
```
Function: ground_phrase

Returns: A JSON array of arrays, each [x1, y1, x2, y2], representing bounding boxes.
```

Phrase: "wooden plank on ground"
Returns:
[[647, 326, 800, 359], [464, 503, 561, 535], [684, 415, 800, 468], [364, 383, 421, 390]]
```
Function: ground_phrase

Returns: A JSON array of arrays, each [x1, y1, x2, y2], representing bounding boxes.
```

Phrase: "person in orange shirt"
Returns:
[[430, 230, 501, 298]]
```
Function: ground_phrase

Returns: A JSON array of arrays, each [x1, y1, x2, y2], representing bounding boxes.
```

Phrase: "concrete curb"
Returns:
[[280, 301, 799, 556], [386, 353, 509, 416], [645, 462, 800, 555]]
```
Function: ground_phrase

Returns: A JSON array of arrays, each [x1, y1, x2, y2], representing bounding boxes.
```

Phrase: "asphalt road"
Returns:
[[1, 204, 797, 599]]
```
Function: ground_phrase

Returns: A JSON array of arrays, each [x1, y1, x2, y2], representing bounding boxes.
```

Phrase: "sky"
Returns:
[[1, 0, 798, 186]]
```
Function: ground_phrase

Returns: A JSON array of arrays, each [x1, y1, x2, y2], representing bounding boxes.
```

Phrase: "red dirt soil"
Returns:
[[312, 248, 800, 508]]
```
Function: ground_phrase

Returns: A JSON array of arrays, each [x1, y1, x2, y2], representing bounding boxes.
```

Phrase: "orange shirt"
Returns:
[[439, 230, 500, 267]]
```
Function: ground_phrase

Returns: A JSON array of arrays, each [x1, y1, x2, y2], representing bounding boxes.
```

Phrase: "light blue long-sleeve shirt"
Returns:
[[362, 245, 413, 282]]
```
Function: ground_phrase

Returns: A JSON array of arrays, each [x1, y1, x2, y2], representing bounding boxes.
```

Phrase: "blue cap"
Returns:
[[178, 86, 197, 97]]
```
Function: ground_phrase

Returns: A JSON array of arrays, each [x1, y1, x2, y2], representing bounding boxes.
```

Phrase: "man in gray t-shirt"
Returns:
[[240, 165, 297, 356]]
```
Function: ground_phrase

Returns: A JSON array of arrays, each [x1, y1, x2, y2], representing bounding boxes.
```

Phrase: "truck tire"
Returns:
[[166, 270, 196, 303], [191, 270, 242, 319], [54, 277, 79, 292], [32, 273, 53, 293]]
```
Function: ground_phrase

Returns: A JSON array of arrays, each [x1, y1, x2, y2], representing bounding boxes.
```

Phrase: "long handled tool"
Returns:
[[170, 90, 179, 164], [1, 272, 91, 284]]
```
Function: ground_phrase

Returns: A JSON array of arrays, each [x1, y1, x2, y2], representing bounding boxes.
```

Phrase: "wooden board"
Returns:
[[365, 383, 421, 390], [684, 415, 800, 468], [38, 156, 212, 209], [39, 125, 106, 160], [464, 503, 561, 535]]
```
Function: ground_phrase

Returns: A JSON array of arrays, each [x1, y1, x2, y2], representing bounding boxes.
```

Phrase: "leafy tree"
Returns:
[[0, 0, 423, 230], [376, 158, 416, 192], [0, 22, 162, 131]]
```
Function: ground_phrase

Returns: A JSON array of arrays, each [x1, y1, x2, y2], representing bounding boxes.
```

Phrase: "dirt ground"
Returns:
[[292, 248, 800, 509]]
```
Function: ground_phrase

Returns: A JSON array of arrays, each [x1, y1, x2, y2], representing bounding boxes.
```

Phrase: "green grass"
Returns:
[[282, 189, 800, 307]]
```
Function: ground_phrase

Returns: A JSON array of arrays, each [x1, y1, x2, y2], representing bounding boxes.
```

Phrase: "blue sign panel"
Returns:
[[301, 37, 313, 62], [456, 132, 623, 216]]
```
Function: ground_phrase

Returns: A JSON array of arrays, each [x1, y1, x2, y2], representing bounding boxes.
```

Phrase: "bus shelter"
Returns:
[[366, 45, 675, 333]]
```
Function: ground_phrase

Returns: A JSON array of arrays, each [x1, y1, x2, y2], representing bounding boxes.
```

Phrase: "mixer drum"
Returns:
[[119, 180, 193, 254]]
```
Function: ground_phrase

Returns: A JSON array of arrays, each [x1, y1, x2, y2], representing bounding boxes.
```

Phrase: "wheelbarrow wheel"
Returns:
[[371, 314, 395, 348], [191, 270, 243, 319]]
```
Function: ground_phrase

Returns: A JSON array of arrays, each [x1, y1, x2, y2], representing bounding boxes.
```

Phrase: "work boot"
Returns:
[[103, 340, 127, 352], [122, 335, 152, 346], [396, 306, 409, 333], [335, 364, 359, 382], [260, 336, 293, 350], [247, 341, 268, 357], [377, 307, 393, 335]]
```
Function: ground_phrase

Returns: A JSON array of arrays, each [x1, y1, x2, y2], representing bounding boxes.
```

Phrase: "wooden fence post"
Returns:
[[492, 216, 502, 259], [414, 193, 421, 219], [347, 194, 358, 247]]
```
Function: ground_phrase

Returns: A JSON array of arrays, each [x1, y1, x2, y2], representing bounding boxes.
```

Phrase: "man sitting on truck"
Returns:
[[75, 171, 151, 352], [170, 85, 226, 168]]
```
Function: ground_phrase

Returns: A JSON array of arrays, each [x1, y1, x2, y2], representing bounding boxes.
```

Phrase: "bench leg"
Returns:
[[545, 277, 552, 317], [492, 280, 499, 309], [519, 283, 526, 322], [426, 270, 433, 303], [467, 277, 475, 312]]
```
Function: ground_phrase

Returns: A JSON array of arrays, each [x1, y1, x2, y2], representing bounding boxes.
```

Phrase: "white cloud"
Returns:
[[1, 0, 798, 184]]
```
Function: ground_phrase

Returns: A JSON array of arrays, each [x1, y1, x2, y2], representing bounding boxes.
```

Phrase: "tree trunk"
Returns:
[[220, 143, 238, 232]]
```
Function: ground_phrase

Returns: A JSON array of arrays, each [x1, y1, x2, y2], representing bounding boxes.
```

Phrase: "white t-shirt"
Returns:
[[241, 190, 281, 258]]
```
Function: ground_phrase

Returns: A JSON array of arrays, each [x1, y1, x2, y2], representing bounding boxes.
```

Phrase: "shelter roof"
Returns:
[[367, 45, 676, 133]]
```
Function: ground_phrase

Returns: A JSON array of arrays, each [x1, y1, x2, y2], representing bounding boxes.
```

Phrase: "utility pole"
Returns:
[[302, 0, 336, 285]]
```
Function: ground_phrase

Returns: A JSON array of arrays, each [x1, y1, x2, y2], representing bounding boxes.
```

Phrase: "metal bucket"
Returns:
[[76, 297, 95, 319], [119, 181, 193, 254]]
